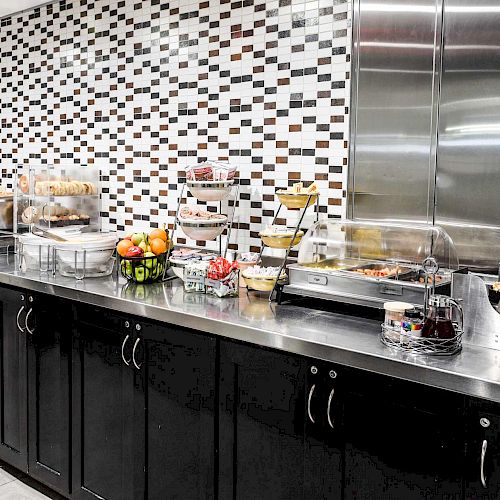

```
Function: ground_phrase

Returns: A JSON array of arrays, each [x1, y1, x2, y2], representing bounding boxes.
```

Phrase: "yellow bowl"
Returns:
[[242, 275, 287, 292], [259, 231, 304, 249], [276, 192, 318, 209], [236, 261, 259, 287]]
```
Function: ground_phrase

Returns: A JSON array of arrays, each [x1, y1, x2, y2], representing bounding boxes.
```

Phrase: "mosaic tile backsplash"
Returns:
[[0, 0, 351, 252]]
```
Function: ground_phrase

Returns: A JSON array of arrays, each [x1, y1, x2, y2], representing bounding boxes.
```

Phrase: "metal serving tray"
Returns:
[[345, 263, 416, 280], [284, 263, 450, 309]]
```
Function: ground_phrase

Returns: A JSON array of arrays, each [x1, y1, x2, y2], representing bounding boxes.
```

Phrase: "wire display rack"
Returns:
[[380, 323, 463, 356], [166, 181, 240, 266], [246, 192, 319, 302]]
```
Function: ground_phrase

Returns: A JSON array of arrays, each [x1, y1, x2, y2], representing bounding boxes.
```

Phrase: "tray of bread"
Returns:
[[19, 174, 97, 197], [21, 204, 91, 227]]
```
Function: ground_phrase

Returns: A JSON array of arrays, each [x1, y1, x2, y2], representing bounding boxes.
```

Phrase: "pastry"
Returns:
[[179, 206, 227, 220], [19, 175, 30, 194], [21, 206, 39, 224]]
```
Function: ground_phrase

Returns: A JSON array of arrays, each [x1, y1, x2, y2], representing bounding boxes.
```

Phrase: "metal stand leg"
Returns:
[[224, 183, 240, 259], [268, 195, 314, 302]]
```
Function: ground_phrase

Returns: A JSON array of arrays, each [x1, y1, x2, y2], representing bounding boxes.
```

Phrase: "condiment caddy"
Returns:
[[380, 259, 464, 356]]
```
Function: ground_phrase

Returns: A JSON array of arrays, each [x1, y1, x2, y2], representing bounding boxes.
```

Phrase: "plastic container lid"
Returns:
[[19, 234, 53, 247], [54, 232, 117, 250], [383, 301, 414, 313]]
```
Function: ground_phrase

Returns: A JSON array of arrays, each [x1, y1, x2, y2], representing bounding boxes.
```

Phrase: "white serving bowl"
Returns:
[[55, 233, 117, 278], [168, 257, 187, 281], [178, 217, 227, 241], [187, 180, 234, 202], [56, 245, 115, 267], [19, 234, 54, 271]]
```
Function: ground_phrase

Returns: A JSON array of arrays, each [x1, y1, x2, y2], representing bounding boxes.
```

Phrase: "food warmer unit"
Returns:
[[283, 221, 460, 308]]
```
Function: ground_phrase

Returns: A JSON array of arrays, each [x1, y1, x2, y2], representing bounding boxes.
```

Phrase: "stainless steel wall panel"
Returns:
[[349, 0, 441, 223], [435, 0, 500, 271]]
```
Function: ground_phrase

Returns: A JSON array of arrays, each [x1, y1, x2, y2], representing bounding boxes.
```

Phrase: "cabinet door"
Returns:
[[218, 341, 343, 500], [304, 363, 343, 500], [344, 373, 465, 500], [27, 294, 71, 497], [465, 400, 500, 499], [0, 287, 28, 471], [136, 321, 216, 499], [72, 305, 135, 500]]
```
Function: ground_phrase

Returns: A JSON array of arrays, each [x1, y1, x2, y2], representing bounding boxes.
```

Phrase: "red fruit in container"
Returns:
[[125, 246, 144, 258]]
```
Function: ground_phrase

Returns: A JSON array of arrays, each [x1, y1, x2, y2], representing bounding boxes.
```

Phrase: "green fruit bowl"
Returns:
[[120, 252, 168, 284]]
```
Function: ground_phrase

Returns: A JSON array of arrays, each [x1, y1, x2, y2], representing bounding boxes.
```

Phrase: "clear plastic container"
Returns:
[[15, 164, 100, 235], [19, 234, 54, 271], [54, 232, 117, 279]]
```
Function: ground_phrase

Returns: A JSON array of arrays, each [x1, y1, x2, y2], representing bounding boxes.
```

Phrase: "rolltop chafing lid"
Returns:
[[297, 220, 459, 273]]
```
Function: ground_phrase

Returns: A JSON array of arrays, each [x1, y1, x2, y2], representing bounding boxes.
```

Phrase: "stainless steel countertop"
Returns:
[[1, 254, 499, 403]]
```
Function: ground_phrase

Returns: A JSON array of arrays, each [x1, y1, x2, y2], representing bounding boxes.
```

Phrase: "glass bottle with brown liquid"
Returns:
[[422, 295, 462, 339]]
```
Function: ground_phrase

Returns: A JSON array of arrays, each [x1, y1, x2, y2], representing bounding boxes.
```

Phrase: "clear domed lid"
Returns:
[[298, 220, 459, 273]]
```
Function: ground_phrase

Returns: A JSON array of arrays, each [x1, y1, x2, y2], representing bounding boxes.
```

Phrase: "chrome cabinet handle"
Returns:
[[327, 388, 335, 429], [121, 334, 131, 366], [132, 337, 142, 370], [481, 439, 488, 488], [25, 308, 35, 335], [307, 384, 316, 424], [16, 305, 26, 332]]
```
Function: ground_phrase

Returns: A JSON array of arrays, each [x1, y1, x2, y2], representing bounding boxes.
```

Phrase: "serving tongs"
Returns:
[[32, 225, 92, 242]]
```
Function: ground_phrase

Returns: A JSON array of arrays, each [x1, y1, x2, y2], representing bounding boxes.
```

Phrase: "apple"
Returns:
[[144, 252, 156, 270], [131, 232, 147, 246], [138, 240, 148, 253], [125, 246, 144, 258], [153, 263, 164, 279], [120, 260, 133, 276], [134, 266, 150, 283], [152, 267, 163, 280]]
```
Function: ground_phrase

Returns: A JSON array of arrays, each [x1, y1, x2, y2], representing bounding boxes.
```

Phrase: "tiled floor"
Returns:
[[0, 468, 51, 499]]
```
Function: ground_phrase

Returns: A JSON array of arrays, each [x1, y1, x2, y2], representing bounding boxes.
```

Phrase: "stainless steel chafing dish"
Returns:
[[283, 220, 459, 308]]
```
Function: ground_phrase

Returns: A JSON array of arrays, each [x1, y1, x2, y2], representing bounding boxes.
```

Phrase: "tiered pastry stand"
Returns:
[[167, 181, 240, 265], [252, 192, 319, 302]]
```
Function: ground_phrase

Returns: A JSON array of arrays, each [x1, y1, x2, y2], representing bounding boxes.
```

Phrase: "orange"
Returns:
[[149, 228, 168, 242], [150, 238, 167, 256], [117, 239, 134, 257]]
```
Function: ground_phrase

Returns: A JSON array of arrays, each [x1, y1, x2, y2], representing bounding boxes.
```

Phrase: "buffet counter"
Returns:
[[0, 254, 498, 402]]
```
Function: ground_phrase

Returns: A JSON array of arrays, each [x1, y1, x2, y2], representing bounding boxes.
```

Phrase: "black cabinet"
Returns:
[[71, 305, 135, 500], [305, 362, 343, 500], [465, 399, 500, 499], [71, 304, 217, 500], [135, 321, 216, 499], [218, 340, 343, 500], [27, 293, 71, 496], [0, 287, 28, 471], [344, 373, 465, 499], [3, 281, 500, 500]]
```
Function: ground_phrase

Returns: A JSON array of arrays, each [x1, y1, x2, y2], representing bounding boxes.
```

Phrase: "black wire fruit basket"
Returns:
[[119, 252, 167, 284]]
